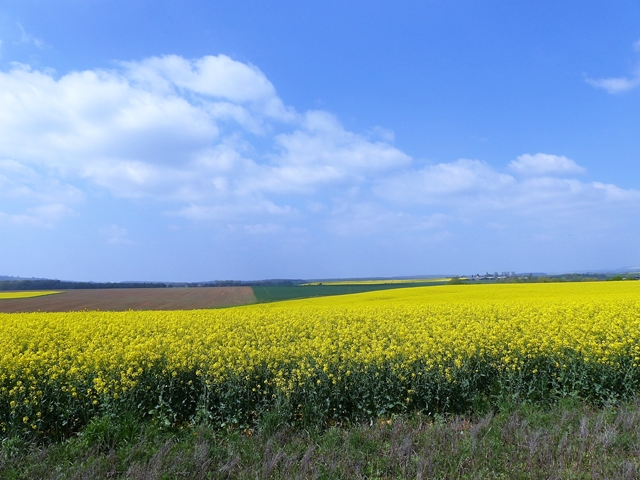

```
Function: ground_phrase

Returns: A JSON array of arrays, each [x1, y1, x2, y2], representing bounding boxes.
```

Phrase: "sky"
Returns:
[[1, 0, 639, 282]]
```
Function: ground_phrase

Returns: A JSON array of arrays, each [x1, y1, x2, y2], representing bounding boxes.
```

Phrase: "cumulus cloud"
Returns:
[[240, 111, 410, 195], [0, 55, 408, 218], [373, 154, 640, 232], [1, 54, 639, 238], [0, 63, 219, 172], [121, 54, 294, 120], [508, 153, 585, 176]]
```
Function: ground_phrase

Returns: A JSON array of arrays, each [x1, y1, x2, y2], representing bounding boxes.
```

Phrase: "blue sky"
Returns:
[[1, 1, 639, 281]]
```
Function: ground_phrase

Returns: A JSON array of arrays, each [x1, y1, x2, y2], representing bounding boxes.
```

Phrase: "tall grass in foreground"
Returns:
[[2, 399, 640, 479], [2, 282, 640, 439]]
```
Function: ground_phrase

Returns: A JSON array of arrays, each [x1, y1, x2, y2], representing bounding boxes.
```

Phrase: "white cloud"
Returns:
[[169, 199, 294, 222], [241, 111, 410, 195], [374, 159, 515, 204], [508, 153, 585, 176], [0, 55, 408, 219], [586, 73, 640, 94], [374, 155, 640, 231], [1, 53, 639, 239], [121, 55, 296, 121], [586, 40, 640, 94], [325, 202, 451, 236], [0, 159, 82, 225], [0, 159, 84, 203], [125, 55, 273, 102], [592, 181, 640, 201]]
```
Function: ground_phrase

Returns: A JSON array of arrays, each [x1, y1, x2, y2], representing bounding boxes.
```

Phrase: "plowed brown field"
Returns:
[[0, 287, 257, 313]]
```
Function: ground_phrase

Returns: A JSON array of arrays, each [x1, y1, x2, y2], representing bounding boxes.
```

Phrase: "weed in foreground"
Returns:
[[2, 399, 640, 479]]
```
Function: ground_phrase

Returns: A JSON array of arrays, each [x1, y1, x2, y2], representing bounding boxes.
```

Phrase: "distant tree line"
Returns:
[[496, 273, 620, 283], [0, 278, 305, 291], [183, 279, 304, 287], [458, 273, 632, 285], [0, 280, 168, 291]]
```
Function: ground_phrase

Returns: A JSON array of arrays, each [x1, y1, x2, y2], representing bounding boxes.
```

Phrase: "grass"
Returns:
[[252, 281, 447, 302], [301, 278, 450, 286], [0, 291, 61, 300], [2, 398, 640, 479]]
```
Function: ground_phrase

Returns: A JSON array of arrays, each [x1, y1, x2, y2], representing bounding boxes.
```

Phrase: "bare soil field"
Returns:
[[0, 287, 257, 313]]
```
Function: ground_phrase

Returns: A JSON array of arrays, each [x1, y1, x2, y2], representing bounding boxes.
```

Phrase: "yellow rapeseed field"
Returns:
[[2, 282, 640, 435], [0, 291, 61, 299]]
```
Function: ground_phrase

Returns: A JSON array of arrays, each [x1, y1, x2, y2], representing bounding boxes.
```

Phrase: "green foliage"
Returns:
[[497, 273, 609, 283], [78, 413, 143, 453], [4, 399, 640, 479], [5, 350, 640, 444]]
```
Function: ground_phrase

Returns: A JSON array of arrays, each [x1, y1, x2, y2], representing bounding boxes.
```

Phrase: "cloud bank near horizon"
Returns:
[[1, 54, 638, 242]]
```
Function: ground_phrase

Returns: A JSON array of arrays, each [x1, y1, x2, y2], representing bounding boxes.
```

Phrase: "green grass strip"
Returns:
[[251, 282, 447, 302]]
